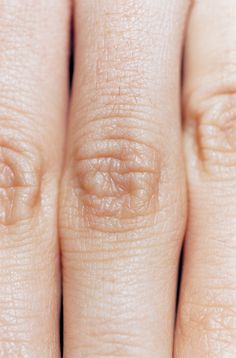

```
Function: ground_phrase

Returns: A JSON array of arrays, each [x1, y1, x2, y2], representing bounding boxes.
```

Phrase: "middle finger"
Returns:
[[61, 1, 189, 356]]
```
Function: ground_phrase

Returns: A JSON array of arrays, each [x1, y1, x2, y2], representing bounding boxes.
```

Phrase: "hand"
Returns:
[[1, 1, 235, 357]]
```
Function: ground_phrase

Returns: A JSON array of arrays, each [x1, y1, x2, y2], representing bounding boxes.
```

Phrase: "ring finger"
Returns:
[[175, 1, 236, 356]]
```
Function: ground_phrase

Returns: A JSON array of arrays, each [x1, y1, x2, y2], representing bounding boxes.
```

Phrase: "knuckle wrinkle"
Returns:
[[72, 136, 161, 232]]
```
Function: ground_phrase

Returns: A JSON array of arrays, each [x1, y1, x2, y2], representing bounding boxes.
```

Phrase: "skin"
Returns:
[[0, 0, 236, 357]]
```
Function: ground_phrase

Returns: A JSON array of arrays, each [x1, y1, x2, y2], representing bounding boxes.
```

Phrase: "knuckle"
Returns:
[[68, 119, 161, 233], [187, 89, 236, 178], [0, 130, 42, 227]]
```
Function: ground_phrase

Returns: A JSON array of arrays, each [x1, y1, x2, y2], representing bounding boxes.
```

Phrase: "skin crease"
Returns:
[[1, 0, 236, 357], [175, 1, 236, 357], [0, 0, 69, 356], [60, 1, 188, 357]]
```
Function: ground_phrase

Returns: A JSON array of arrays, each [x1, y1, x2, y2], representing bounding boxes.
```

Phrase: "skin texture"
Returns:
[[60, 1, 188, 357], [175, 1, 236, 357], [0, 1, 69, 356], [1, 0, 236, 357]]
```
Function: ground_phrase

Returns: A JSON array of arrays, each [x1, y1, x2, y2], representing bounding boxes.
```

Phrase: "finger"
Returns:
[[175, 1, 236, 357], [0, 1, 69, 356], [60, 1, 188, 357]]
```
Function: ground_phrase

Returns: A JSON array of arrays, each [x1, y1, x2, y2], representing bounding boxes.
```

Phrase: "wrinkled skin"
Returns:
[[0, 0, 236, 357]]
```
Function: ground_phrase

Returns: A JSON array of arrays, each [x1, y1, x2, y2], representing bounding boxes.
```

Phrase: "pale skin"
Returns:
[[0, 0, 236, 357]]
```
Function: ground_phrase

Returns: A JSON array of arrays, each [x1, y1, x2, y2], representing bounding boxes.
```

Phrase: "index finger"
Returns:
[[0, 1, 69, 355]]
